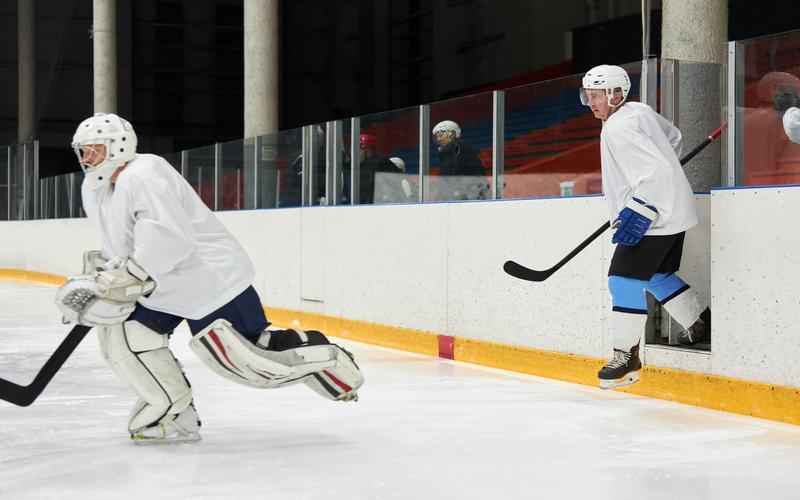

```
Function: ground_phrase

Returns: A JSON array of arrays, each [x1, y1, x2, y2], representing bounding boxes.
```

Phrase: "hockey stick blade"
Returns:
[[0, 324, 91, 407], [504, 124, 725, 283], [504, 221, 611, 281]]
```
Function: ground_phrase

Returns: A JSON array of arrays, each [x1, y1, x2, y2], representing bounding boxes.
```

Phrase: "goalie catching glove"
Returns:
[[56, 258, 155, 326]]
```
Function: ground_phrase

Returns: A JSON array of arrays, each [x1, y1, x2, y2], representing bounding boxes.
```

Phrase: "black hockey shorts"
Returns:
[[608, 232, 685, 281]]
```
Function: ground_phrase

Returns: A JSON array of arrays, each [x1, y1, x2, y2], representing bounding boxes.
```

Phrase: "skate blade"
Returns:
[[131, 433, 202, 445], [337, 392, 359, 402], [599, 371, 640, 390]]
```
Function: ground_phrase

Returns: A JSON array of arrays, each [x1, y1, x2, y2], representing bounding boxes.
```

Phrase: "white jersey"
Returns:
[[81, 153, 255, 319], [600, 102, 698, 236]]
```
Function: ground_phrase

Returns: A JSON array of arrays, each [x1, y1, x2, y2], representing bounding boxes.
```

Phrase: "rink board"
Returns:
[[2, 189, 800, 424]]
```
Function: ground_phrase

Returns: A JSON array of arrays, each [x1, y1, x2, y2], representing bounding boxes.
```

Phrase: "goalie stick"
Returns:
[[0, 324, 91, 407], [504, 124, 725, 282]]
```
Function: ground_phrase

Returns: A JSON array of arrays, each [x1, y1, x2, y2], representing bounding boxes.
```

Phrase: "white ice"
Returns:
[[2, 280, 800, 500]]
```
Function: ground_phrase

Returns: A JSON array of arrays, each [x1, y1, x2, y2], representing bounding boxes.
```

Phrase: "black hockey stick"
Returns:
[[0, 324, 91, 407], [504, 125, 725, 282]]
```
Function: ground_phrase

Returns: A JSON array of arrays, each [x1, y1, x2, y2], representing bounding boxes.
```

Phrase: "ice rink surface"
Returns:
[[2, 281, 800, 500]]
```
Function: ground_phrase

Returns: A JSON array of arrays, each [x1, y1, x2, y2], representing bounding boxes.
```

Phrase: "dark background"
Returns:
[[0, 0, 797, 177]]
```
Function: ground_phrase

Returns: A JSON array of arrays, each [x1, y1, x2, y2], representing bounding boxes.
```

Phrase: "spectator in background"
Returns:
[[355, 133, 399, 204], [432, 120, 488, 200]]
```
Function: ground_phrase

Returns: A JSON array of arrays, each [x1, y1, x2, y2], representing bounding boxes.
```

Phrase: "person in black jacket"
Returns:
[[432, 120, 488, 200], [355, 133, 399, 204]]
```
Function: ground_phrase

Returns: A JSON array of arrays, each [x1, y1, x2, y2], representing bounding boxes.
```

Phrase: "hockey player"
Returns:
[[580, 65, 709, 389], [431, 120, 488, 200], [56, 113, 364, 443]]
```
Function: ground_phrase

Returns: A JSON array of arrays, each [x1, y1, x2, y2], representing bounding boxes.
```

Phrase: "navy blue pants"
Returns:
[[127, 285, 269, 341]]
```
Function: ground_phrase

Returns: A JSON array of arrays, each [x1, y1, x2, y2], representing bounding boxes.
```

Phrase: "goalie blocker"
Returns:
[[191, 320, 363, 402]]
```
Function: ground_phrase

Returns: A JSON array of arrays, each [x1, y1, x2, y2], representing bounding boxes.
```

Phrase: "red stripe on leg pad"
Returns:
[[323, 370, 352, 392], [208, 330, 241, 371]]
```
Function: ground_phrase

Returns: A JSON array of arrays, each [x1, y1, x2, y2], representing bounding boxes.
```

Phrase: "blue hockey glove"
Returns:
[[612, 197, 658, 246]]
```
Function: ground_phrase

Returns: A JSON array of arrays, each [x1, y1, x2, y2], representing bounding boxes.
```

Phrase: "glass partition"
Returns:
[[184, 144, 216, 208], [502, 60, 647, 200], [736, 30, 800, 186], [355, 107, 418, 205], [219, 139, 246, 211], [39, 176, 54, 219], [427, 92, 493, 202], [307, 124, 326, 206], [0, 146, 8, 220], [9, 143, 36, 220], [255, 128, 303, 209], [337, 119, 352, 205]]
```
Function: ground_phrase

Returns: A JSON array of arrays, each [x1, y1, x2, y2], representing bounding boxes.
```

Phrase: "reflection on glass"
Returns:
[[354, 107, 418, 205], [219, 140, 246, 211], [428, 93, 492, 202], [308, 124, 326, 206], [739, 31, 800, 186], [185, 145, 215, 208], [9, 143, 35, 220], [256, 128, 303, 209], [502, 61, 644, 200], [0, 146, 7, 220]]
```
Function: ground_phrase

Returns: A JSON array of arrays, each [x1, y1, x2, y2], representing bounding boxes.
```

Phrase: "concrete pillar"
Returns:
[[662, 0, 727, 191], [93, 0, 117, 113], [244, 0, 279, 138], [18, 0, 35, 144]]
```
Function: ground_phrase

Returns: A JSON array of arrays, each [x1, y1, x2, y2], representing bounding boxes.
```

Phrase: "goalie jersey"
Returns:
[[600, 101, 698, 236], [81, 153, 255, 319]]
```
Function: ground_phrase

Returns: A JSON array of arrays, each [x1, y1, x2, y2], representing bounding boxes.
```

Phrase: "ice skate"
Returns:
[[131, 403, 202, 444], [598, 344, 641, 389]]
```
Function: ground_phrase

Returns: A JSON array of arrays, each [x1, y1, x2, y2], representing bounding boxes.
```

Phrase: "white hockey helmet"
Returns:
[[72, 113, 137, 190], [580, 65, 631, 107], [432, 120, 461, 139], [389, 157, 406, 172]]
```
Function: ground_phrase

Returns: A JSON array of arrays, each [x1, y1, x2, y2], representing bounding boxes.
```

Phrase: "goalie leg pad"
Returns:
[[301, 344, 364, 402], [190, 320, 335, 389], [97, 321, 194, 433]]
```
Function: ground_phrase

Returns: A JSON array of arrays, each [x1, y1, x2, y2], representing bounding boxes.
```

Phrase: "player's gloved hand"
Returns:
[[55, 258, 156, 326], [612, 197, 658, 246]]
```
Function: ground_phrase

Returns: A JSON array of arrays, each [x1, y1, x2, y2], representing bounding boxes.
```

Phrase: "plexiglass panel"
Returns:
[[737, 30, 800, 186], [427, 93, 492, 202], [0, 146, 8, 220], [355, 107, 418, 205], [219, 139, 247, 211], [502, 61, 646, 199], [255, 128, 303, 209], [184, 144, 216, 208]]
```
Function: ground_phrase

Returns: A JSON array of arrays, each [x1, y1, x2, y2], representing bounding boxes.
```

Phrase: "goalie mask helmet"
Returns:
[[72, 113, 137, 190], [580, 65, 631, 108]]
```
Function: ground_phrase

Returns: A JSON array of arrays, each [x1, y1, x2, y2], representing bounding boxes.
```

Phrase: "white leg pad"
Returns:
[[97, 321, 194, 434], [190, 319, 336, 388], [302, 345, 364, 401], [661, 287, 704, 330]]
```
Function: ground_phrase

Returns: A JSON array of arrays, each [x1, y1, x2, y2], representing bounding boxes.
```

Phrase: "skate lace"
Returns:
[[606, 349, 631, 369]]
